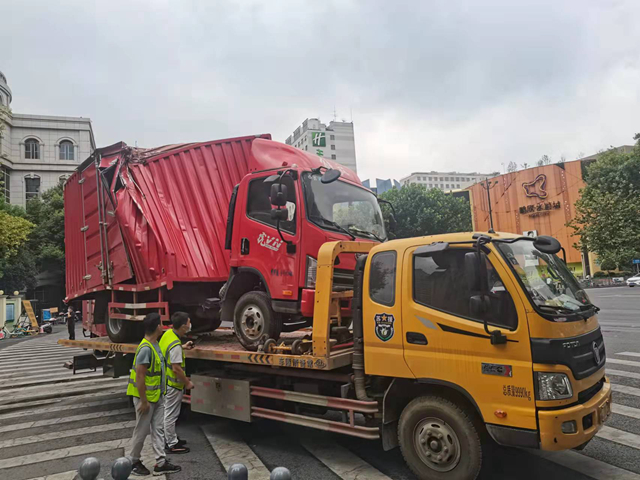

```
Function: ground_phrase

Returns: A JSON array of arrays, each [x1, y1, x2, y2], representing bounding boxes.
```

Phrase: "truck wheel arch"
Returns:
[[221, 268, 270, 322], [381, 378, 484, 451]]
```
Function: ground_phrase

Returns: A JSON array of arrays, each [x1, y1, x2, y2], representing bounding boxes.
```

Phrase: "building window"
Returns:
[[331, 145, 335, 150], [25, 139, 40, 160], [1, 166, 10, 203], [369, 251, 396, 306], [59, 141, 74, 160], [331, 154, 336, 159], [456, 184, 460, 188], [25, 176, 41, 201], [455, 177, 460, 181], [446, 184, 450, 189], [439, 177, 443, 181], [428, 177, 432, 181], [330, 135, 335, 140], [413, 249, 518, 330], [445, 177, 449, 181]]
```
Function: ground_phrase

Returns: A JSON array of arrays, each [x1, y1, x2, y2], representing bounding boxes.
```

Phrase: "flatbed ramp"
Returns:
[[58, 328, 354, 371]]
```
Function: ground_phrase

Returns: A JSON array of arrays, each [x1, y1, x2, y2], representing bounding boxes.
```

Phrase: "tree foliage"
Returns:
[[570, 140, 640, 271], [0, 211, 34, 260], [379, 184, 472, 239], [507, 161, 518, 173]]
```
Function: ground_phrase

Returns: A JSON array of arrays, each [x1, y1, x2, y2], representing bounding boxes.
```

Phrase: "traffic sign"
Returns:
[[633, 259, 640, 265]]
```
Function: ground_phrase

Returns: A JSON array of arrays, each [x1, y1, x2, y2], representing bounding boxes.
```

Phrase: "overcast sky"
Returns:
[[2, 0, 639, 182]]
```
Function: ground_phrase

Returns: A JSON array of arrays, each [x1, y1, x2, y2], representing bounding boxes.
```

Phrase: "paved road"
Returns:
[[0, 289, 638, 479]]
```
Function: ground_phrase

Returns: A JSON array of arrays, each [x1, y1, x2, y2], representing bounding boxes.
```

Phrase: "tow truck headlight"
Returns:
[[306, 256, 317, 289], [536, 372, 573, 400]]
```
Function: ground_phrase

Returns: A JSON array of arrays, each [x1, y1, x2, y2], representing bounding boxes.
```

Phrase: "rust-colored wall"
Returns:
[[469, 161, 585, 264]]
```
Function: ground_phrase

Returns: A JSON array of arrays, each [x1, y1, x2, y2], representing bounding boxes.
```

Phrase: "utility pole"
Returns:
[[482, 179, 498, 233]]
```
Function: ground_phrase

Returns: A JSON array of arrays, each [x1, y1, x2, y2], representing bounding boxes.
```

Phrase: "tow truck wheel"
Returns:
[[106, 317, 142, 343], [399, 396, 482, 480], [234, 292, 282, 351]]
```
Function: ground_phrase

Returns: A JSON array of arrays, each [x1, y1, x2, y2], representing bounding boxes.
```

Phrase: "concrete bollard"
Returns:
[[228, 463, 249, 480], [78, 457, 101, 480], [111, 457, 132, 480], [270, 467, 292, 480]]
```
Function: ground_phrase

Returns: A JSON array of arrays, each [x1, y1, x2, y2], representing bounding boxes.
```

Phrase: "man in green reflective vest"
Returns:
[[159, 311, 195, 454], [126, 313, 181, 477]]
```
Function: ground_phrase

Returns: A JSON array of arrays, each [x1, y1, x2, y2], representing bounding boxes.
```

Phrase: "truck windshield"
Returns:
[[497, 240, 593, 316], [302, 172, 387, 241]]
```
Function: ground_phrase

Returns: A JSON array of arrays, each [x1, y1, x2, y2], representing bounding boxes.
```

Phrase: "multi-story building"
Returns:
[[400, 171, 498, 191], [285, 118, 357, 173], [0, 70, 95, 208]]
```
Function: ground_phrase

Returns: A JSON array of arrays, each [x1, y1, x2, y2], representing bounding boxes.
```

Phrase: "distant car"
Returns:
[[627, 275, 640, 287]]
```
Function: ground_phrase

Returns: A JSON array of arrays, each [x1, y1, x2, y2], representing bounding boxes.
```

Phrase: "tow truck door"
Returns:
[[400, 245, 537, 430]]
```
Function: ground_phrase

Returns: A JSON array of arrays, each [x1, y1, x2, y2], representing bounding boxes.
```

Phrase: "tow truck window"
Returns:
[[413, 249, 518, 330], [246, 176, 297, 234], [370, 251, 396, 306]]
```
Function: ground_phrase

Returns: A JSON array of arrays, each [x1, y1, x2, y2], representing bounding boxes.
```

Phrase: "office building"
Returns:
[[400, 171, 497, 191], [285, 118, 357, 173]]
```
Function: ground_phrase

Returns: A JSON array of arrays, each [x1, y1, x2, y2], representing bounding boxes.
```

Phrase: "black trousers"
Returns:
[[67, 320, 75, 340]]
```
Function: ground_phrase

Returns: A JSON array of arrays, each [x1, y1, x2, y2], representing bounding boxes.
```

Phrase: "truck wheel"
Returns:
[[399, 396, 482, 480], [234, 292, 282, 351], [106, 317, 142, 343]]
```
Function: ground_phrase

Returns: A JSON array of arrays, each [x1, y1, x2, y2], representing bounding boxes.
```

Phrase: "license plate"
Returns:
[[599, 400, 611, 424]]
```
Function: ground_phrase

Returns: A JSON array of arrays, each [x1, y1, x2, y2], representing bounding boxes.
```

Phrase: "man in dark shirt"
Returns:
[[66, 306, 75, 340]]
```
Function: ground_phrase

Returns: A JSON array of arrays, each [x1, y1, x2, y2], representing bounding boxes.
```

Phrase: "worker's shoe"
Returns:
[[154, 461, 182, 475], [131, 461, 151, 476], [166, 445, 190, 454], [165, 438, 187, 450]]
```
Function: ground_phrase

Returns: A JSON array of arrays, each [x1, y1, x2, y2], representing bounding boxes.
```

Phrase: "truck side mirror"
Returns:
[[469, 294, 490, 316], [270, 183, 288, 207], [465, 252, 486, 292]]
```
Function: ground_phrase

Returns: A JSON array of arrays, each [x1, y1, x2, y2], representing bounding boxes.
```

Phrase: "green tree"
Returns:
[[507, 161, 518, 173], [570, 139, 640, 271], [26, 183, 66, 277], [599, 258, 616, 276], [379, 184, 472, 239]]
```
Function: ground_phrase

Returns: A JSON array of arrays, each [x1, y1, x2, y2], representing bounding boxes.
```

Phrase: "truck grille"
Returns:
[[333, 268, 354, 291], [531, 327, 606, 381]]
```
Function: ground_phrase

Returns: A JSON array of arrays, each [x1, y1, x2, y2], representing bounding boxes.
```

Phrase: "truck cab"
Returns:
[[360, 232, 611, 478], [222, 159, 385, 350]]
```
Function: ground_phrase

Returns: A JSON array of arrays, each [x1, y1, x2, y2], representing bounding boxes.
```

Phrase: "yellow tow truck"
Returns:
[[61, 232, 611, 479]]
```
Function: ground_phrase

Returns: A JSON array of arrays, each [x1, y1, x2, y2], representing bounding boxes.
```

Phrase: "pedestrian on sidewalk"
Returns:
[[127, 313, 181, 476], [66, 306, 75, 340], [159, 311, 195, 454]]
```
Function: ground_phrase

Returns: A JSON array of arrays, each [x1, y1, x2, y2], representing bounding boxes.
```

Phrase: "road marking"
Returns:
[[0, 366, 79, 380], [606, 358, 640, 368], [0, 437, 129, 469], [613, 404, 640, 420], [0, 395, 127, 421], [0, 379, 127, 406], [0, 350, 80, 360], [0, 388, 124, 414], [0, 407, 132, 433], [612, 384, 640, 398], [299, 435, 392, 480], [0, 371, 101, 390], [0, 345, 81, 355], [0, 376, 126, 397], [607, 369, 640, 380], [0, 353, 77, 366], [598, 426, 640, 450], [532, 449, 640, 480], [202, 424, 271, 480], [617, 352, 640, 358], [0, 420, 136, 448]]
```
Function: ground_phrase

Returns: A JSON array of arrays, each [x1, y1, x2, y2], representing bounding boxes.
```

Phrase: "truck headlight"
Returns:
[[306, 256, 317, 289], [536, 372, 573, 400]]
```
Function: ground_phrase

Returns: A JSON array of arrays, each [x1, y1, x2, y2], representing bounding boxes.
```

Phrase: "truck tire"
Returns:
[[234, 291, 282, 351], [399, 395, 482, 480], [106, 317, 142, 343]]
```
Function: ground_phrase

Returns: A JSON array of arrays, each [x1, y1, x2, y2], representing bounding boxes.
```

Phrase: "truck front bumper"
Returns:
[[538, 376, 611, 451]]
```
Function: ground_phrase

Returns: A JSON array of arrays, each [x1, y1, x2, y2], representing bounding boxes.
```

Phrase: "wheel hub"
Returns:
[[240, 304, 264, 340], [414, 417, 461, 472]]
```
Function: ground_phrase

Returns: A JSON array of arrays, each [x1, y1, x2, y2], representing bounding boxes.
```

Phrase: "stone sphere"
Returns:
[[78, 457, 100, 480], [270, 467, 292, 480], [228, 463, 249, 480], [111, 457, 133, 480]]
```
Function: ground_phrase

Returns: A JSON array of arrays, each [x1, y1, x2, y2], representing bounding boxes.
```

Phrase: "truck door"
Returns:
[[236, 174, 300, 300], [401, 245, 537, 430]]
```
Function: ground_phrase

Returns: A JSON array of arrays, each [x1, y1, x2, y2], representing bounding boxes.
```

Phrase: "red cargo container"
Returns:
[[64, 135, 384, 347]]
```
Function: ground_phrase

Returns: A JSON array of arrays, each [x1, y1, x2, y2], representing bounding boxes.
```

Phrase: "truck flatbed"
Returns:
[[58, 328, 354, 371]]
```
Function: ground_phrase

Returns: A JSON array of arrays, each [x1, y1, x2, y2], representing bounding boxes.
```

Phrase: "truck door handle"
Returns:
[[241, 238, 250, 255], [406, 332, 428, 345]]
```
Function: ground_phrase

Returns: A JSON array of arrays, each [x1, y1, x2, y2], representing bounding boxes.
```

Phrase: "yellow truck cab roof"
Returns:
[[371, 231, 522, 254]]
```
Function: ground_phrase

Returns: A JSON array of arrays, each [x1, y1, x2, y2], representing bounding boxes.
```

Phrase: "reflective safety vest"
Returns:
[[127, 338, 164, 402], [159, 329, 185, 391]]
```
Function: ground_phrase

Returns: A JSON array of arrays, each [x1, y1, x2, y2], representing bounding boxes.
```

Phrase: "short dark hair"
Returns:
[[143, 313, 161, 335], [171, 311, 190, 329]]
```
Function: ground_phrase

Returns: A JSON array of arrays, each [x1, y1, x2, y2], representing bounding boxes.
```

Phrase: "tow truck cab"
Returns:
[[359, 231, 610, 476]]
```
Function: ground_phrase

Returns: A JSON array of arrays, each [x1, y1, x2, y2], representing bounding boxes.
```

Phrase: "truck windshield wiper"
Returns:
[[310, 215, 356, 240], [538, 304, 580, 315], [348, 226, 383, 242]]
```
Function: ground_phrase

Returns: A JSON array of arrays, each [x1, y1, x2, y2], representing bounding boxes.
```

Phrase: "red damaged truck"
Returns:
[[65, 134, 386, 349]]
